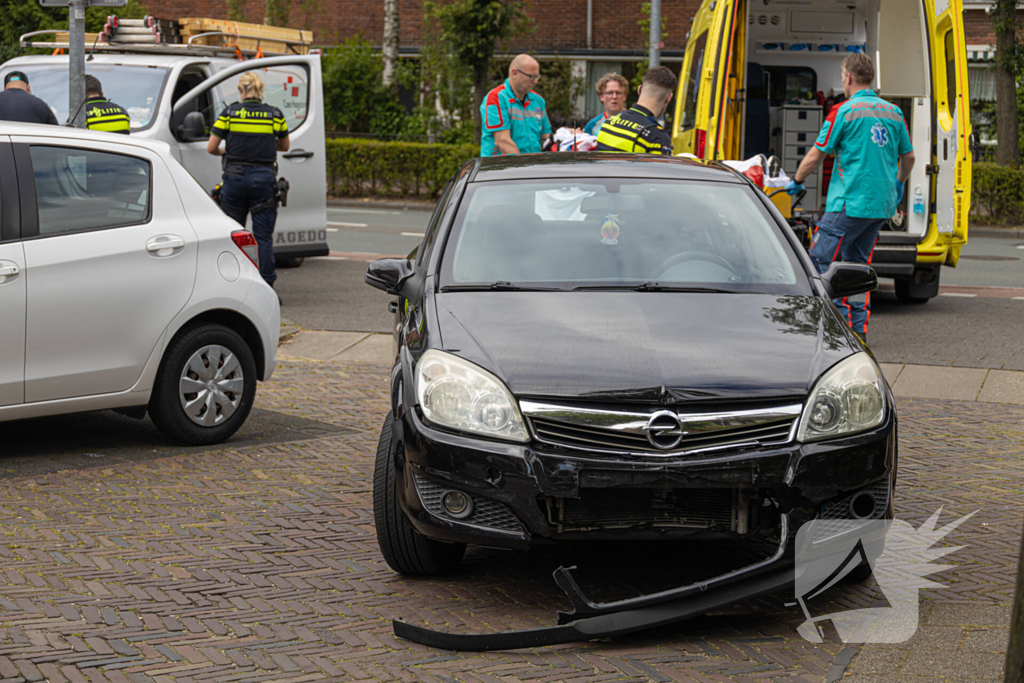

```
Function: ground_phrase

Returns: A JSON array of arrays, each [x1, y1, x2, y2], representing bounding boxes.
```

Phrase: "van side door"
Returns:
[[0, 138, 26, 407], [173, 56, 328, 262], [673, 0, 744, 160], [927, 0, 971, 256]]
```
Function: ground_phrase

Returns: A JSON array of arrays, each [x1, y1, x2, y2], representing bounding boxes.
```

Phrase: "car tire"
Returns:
[[277, 257, 304, 268], [149, 323, 258, 446], [373, 411, 466, 575], [894, 279, 930, 304]]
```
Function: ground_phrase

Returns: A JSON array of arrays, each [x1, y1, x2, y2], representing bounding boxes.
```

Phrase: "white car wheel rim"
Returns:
[[178, 344, 244, 427]]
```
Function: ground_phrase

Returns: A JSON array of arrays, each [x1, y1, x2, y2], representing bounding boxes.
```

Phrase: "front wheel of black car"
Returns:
[[373, 412, 466, 575]]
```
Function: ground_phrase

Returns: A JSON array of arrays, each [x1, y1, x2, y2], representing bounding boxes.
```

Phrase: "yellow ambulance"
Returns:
[[672, 0, 970, 303]]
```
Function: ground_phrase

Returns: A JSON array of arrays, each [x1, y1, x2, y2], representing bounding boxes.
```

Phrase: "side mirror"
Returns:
[[177, 112, 206, 142], [365, 258, 414, 295], [822, 262, 877, 299]]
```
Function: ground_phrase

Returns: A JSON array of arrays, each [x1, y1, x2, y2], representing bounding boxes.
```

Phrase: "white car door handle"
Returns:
[[146, 235, 186, 255], [0, 264, 19, 277]]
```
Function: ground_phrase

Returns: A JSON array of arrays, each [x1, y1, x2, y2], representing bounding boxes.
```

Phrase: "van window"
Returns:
[[3, 64, 168, 129], [30, 146, 151, 236], [211, 64, 310, 133], [681, 31, 708, 132]]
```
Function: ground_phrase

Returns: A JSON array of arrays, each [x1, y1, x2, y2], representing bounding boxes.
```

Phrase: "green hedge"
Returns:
[[972, 162, 1024, 225], [326, 138, 479, 197]]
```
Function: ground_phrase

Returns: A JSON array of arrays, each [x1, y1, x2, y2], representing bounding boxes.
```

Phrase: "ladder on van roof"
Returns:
[[20, 16, 314, 59]]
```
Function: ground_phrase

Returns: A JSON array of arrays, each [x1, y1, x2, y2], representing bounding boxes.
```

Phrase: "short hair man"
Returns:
[[84, 75, 131, 134], [787, 53, 915, 342], [480, 54, 552, 156], [0, 71, 58, 125], [595, 66, 676, 154], [584, 73, 628, 136]]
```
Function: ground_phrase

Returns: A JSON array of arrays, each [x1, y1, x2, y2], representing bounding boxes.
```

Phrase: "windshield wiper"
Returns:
[[573, 282, 744, 293], [441, 281, 560, 292]]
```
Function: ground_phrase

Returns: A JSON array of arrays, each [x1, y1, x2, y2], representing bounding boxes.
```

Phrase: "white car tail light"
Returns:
[[231, 231, 259, 269]]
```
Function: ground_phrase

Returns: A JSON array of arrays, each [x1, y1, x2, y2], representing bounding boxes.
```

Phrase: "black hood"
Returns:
[[433, 292, 857, 404]]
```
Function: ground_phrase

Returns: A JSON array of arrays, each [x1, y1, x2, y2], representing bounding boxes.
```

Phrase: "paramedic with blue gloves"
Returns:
[[786, 53, 915, 343]]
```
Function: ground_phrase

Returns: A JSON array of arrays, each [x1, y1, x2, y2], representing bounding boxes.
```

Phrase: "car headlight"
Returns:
[[798, 353, 887, 442], [415, 349, 528, 442]]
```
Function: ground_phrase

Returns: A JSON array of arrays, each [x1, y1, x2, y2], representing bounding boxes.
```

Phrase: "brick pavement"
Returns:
[[0, 357, 1019, 683]]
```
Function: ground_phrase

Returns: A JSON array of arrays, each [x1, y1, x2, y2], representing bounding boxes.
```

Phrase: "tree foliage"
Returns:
[[264, 0, 291, 27], [0, 0, 147, 65], [427, 0, 533, 141]]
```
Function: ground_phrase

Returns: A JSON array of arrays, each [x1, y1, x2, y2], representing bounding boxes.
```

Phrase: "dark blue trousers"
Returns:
[[220, 166, 277, 287], [809, 207, 885, 337]]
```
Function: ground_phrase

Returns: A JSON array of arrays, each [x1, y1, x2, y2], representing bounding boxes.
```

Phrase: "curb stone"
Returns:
[[969, 226, 1023, 239]]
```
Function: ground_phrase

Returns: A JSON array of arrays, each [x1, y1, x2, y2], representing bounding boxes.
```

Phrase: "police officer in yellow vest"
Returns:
[[596, 66, 676, 155], [206, 72, 290, 290], [84, 76, 131, 134]]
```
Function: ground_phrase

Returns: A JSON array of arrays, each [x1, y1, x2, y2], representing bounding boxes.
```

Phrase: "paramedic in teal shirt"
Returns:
[[787, 53, 915, 343], [480, 54, 551, 156]]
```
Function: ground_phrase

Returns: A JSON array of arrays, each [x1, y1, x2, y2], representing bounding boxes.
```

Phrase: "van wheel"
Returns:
[[149, 323, 257, 445], [894, 280, 930, 304], [373, 412, 465, 575], [277, 257, 304, 268]]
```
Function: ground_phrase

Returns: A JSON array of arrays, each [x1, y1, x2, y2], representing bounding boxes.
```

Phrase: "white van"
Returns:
[[672, 0, 971, 303], [0, 50, 328, 267]]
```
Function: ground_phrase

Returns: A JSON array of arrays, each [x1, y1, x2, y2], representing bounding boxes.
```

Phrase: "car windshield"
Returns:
[[440, 178, 809, 294], [9, 64, 168, 129]]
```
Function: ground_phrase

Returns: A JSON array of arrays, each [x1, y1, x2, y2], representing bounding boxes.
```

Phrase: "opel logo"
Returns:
[[647, 410, 684, 450]]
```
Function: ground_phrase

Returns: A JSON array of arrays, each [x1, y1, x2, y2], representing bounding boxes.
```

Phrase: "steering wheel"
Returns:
[[654, 250, 739, 279]]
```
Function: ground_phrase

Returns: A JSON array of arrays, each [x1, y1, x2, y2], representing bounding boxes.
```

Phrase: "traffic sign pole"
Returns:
[[39, 0, 126, 127], [68, 0, 86, 127]]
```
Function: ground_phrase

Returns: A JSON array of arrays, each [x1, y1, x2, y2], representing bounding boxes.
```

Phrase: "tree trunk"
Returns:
[[382, 0, 399, 86], [474, 68, 488, 145], [995, 5, 1020, 167], [1006, 516, 1024, 683]]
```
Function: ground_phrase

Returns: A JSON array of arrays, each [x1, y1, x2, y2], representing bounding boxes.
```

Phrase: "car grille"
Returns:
[[526, 406, 799, 456], [545, 488, 736, 533], [413, 472, 524, 534]]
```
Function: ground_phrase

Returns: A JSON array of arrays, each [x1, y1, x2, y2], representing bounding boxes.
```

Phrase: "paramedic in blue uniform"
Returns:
[[583, 73, 628, 136], [480, 54, 551, 156], [786, 53, 915, 342], [206, 72, 289, 289]]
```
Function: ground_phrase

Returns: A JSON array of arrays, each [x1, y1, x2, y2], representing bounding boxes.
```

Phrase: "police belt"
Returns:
[[223, 159, 277, 174]]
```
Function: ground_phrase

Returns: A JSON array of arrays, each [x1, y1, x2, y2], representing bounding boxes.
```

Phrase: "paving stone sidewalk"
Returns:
[[0, 357, 1019, 683]]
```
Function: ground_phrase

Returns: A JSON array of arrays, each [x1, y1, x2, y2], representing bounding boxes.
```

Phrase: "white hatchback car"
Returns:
[[0, 122, 279, 445]]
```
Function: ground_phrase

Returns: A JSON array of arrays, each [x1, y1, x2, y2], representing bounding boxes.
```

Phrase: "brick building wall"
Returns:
[[141, 0, 702, 54]]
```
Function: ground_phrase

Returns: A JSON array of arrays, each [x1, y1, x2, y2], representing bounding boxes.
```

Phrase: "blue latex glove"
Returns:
[[895, 180, 905, 205], [785, 180, 806, 196]]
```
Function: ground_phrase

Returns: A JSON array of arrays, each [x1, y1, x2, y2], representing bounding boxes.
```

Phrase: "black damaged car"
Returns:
[[365, 154, 896, 596]]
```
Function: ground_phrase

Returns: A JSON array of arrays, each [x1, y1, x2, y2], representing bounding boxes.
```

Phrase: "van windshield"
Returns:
[[7, 64, 169, 129]]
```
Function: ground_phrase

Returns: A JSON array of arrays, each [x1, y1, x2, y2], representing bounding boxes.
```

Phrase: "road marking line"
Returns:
[[401, 232, 425, 237], [327, 221, 369, 227], [326, 227, 339, 232], [939, 293, 978, 298], [1013, 297, 1024, 301]]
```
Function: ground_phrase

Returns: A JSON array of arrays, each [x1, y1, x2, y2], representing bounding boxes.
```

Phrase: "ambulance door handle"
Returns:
[[283, 149, 314, 160]]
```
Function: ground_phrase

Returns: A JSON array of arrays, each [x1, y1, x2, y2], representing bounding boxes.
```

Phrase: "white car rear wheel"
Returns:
[[150, 323, 257, 445]]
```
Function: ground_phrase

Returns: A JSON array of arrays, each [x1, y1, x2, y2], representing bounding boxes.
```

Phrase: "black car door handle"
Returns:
[[282, 149, 314, 159]]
